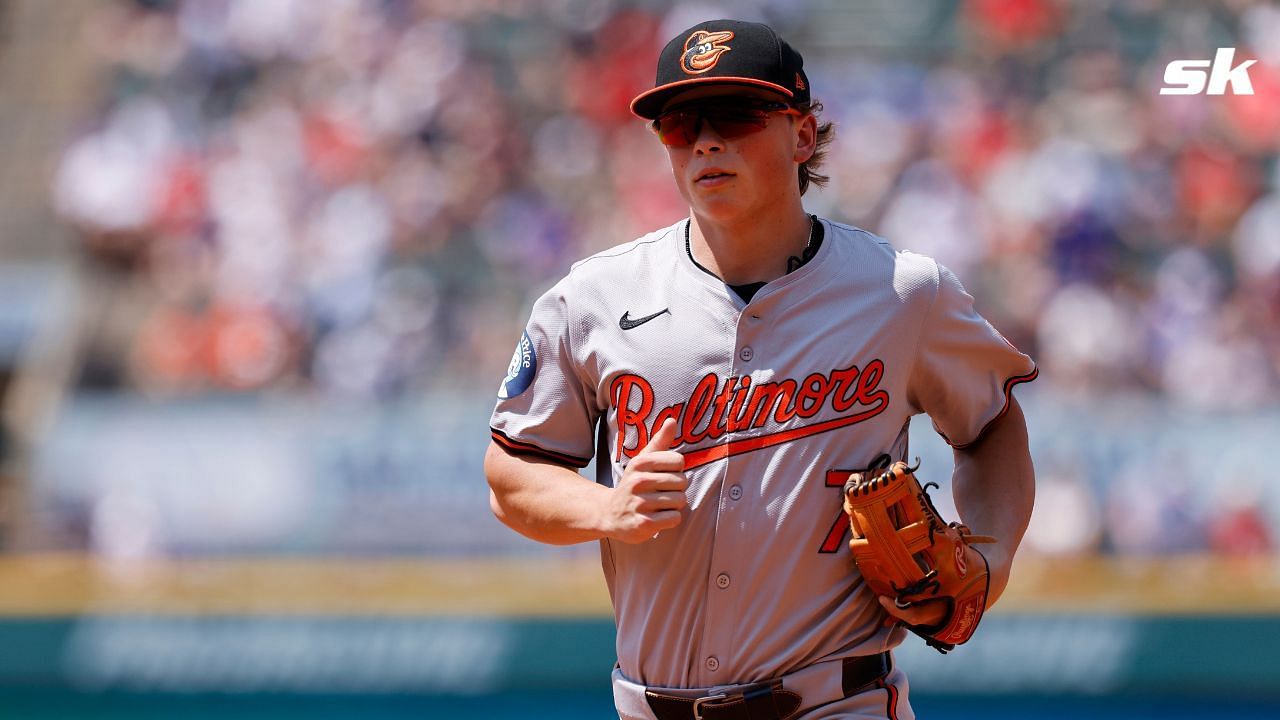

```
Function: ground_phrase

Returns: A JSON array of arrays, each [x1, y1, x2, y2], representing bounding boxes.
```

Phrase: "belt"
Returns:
[[643, 653, 891, 720]]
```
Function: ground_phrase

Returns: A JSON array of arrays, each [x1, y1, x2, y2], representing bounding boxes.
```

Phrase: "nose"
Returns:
[[692, 117, 724, 155]]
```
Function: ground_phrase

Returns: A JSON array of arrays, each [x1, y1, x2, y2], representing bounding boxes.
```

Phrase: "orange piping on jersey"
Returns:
[[939, 365, 1039, 450], [876, 677, 900, 720], [491, 428, 592, 468]]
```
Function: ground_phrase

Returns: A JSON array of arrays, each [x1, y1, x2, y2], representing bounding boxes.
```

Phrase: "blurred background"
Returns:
[[0, 0, 1278, 717]]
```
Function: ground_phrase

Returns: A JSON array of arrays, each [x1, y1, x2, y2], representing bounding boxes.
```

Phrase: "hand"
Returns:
[[876, 537, 1010, 628], [877, 595, 949, 629], [880, 540, 1008, 625], [876, 543, 1009, 626], [601, 418, 689, 543]]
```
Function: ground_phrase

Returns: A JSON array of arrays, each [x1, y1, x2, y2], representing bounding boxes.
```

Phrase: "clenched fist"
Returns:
[[601, 418, 689, 543]]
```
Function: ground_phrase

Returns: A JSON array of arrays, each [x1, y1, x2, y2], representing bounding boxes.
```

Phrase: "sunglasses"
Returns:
[[651, 100, 802, 147]]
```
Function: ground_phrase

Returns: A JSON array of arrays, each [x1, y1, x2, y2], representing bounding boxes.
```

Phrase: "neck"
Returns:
[[689, 206, 813, 285]]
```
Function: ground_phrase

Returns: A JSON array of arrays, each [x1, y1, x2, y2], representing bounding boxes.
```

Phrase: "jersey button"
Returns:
[[728, 485, 742, 501], [739, 346, 754, 361], [716, 573, 730, 589], [706, 657, 719, 672]]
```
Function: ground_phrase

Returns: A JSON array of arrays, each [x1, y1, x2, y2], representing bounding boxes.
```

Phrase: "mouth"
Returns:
[[695, 169, 735, 183]]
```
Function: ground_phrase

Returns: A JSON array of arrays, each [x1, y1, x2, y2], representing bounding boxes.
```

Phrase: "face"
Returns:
[[655, 86, 817, 225]]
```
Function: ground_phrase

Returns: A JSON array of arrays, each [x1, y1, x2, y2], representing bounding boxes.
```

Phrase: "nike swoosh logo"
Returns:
[[619, 308, 670, 330]]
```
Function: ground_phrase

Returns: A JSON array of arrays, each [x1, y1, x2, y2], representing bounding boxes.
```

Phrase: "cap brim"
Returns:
[[630, 77, 795, 119]]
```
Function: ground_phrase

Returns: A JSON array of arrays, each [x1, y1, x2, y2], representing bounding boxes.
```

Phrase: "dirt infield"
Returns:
[[0, 553, 1276, 616]]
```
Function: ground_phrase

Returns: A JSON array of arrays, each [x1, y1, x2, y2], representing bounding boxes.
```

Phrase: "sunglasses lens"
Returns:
[[656, 112, 699, 147], [654, 104, 780, 147], [706, 110, 770, 139]]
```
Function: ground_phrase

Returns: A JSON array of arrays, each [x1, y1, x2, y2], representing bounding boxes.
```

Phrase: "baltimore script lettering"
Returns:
[[610, 359, 890, 462]]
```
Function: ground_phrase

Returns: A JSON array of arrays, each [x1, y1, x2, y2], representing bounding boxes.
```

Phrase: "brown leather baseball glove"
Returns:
[[842, 458, 995, 653]]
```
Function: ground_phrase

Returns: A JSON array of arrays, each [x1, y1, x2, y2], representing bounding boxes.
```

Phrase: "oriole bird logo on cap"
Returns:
[[681, 30, 734, 74]]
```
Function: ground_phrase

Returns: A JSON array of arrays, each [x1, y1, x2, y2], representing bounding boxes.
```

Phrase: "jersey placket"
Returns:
[[693, 298, 769, 683]]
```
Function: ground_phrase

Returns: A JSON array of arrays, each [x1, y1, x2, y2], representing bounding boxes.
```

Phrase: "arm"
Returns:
[[879, 395, 1034, 623], [951, 394, 1034, 609], [485, 418, 690, 545], [485, 442, 613, 545]]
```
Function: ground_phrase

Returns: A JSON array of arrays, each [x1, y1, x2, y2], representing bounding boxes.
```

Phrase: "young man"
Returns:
[[486, 19, 1036, 720]]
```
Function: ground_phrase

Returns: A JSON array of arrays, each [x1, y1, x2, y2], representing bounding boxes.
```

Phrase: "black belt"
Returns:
[[644, 652, 891, 720]]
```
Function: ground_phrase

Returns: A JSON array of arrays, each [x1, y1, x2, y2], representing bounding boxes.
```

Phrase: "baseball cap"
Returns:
[[630, 19, 811, 120]]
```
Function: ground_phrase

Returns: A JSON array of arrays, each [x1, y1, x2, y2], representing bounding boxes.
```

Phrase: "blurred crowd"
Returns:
[[52, 0, 1280, 405], [1021, 442, 1273, 557], [47, 0, 1279, 554]]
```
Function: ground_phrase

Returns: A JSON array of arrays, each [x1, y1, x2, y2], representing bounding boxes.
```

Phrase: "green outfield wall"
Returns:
[[0, 613, 1276, 698]]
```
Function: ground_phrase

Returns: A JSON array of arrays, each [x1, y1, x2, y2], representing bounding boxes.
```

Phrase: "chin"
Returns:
[[679, 183, 759, 224], [692, 203, 756, 227]]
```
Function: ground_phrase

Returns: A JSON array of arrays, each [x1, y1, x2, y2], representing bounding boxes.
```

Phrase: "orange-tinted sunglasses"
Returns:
[[651, 100, 802, 147]]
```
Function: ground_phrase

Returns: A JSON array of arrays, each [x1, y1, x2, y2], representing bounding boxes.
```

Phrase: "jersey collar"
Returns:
[[676, 216, 833, 305]]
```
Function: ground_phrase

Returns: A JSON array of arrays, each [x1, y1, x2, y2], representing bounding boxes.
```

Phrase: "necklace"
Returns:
[[685, 214, 819, 277], [786, 215, 818, 273]]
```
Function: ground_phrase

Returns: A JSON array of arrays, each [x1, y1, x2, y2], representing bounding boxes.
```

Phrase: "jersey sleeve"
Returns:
[[489, 276, 599, 468], [908, 262, 1038, 448]]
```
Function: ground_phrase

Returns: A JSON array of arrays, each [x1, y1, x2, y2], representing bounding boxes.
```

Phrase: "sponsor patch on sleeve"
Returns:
[[498, 331, 537, 399]]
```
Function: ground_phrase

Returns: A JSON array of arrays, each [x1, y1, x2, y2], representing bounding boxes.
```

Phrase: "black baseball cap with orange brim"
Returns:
[[630, 19, 811, 120]]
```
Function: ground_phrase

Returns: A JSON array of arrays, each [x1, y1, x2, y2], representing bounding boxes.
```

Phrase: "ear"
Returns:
[[794, 112, 818, 164]]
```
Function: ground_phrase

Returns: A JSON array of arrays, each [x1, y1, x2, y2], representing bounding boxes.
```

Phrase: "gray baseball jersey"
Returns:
[[490, 217, 1036, 689]]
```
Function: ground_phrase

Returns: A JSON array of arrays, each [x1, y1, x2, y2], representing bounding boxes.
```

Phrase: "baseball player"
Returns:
[[485, 19, 1036, 720]]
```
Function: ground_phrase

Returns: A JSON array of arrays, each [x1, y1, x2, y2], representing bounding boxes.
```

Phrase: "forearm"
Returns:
[[485, 442, 611, 545], [951, 396, 1035, 607]]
